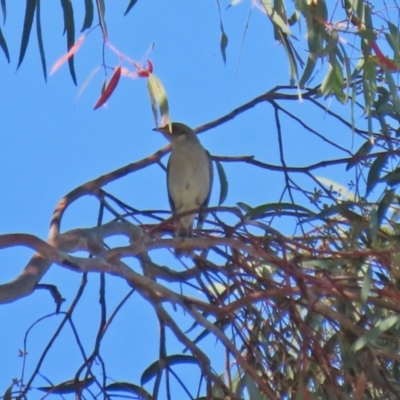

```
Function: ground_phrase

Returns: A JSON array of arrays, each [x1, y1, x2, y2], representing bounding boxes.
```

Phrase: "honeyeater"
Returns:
[[154, 122, 213, 256]]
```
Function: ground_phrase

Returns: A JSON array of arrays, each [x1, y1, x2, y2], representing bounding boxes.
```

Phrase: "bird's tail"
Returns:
[[174, 226, 194, 258]]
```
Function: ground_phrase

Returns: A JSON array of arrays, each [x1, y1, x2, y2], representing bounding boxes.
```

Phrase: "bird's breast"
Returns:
[[168, 142, 210, 211]]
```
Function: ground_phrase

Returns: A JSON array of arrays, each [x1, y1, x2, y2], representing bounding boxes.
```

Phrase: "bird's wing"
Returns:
[[166, 156, 176, 213], [198, 150, 213, 227]]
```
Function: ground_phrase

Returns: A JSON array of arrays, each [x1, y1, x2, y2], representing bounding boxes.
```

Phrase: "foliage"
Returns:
[[2, 0, 400, 399]]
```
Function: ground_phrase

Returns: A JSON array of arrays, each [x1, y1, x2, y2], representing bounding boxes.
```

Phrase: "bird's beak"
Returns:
[[153, 124, 172, 134]]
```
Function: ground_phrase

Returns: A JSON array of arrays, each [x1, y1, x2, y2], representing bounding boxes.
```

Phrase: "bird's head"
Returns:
[[153, 122, 195, 143]]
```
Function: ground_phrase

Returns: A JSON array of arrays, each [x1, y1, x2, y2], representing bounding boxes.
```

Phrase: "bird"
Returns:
[[154, 122, 213, 257]]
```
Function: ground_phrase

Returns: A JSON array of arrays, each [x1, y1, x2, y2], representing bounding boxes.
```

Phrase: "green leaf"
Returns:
[[377, 102, 397, 117], [338, 43, 351, 101], [287, 10, 300, 26], [366, 154, 388, 195], [375, 271, 389, 283], [141, 355, 199, 385], [278, 30, 298, 85], [350, 55, 364, 81], [242, 374, 263, 399], [300, 259, 351, 270], [271, 0, 285, 41], [215, 160, 228, 205], [385, 34, 399, 61], [81, 0, 93, 31], [299, 54, 316, 88], [385, 22, 400, 65], [98, 0, 108, 37], [247, 202, 314, 219], [215, 0, 228, 64], [352, 315, 400, 352], [316, 176, 356, 201], [337, 206, 363, 224], [385, 69, 399, 104], [369, 205, 378, 242], [304, 204, 343, 223], [124, 0, 138, 16], [147, 81, 158, 126], [261, 0, 294, 37], [377, 189, 395, 226], [361, 263, 372, 306], [320, 52, 346, 103], [36, 0, 46, 81], [220, 30, 228, 65], [60, 0, 77, 85], [360, 1, 373, 30], [362, 57, 377, 114], [37, 377, 95, 394], [237, 201, 253, 214], [147, 73, 170, 127], [106, 382, 151, 398], [382, 167, 400, 187], [0, 26, 9, 62], [346, 139, 373, 171], [315, 30, 339, 58], [3, 384, 12, 400], [18, 0, 37, 70], [1, 0, 6, 23]]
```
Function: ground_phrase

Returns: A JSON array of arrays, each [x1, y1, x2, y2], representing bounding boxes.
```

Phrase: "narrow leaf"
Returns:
[[271, 0, 285, 41], [215, 0, 228, 64], [147, 73, 170, 126], [352, 315, 399, 352], [346, 139, 373, 171], [107, 382, 151, 397], [278, 29, 298, 85], [243, 374, 263, 399], [382, 167, 400, 187], [366, 154, 388, 195], [165, 354, 200, 367], [0, 26, 9, 62], [237, 202, 253, 213], [18, 0, 37, 69], [74, 65, 101, 105], [3, 384, 12, 400], [377, 189, 395, 226], [261, 0, 294, 37], [316, 176, 356, 201], [37, 377, 95, 394], [226, 0, 242, 8], [60, 0, 77, 85], [81, 0, 93, 31], [315, 30, 339, 58], [141, 355, 199, 385], [338, 42, 351, 101], [299, 55, 316, 88], [124, 0, 138, 16], [51, 35, 85, 75], [369, 206, 378, 242], [141, 360, 161, 385], [98, 0, 108, 38], [36, 0, 47, 81], [305, 204, 342, 222], [361, 264, 372, 306], [215, 160, 228, 205], [147, 79, 158, 126], [248, 202, 314, 219], [93, 66, 121, 110], [287, 10, 299, 26], [1, 0, 6, 23], [220, 30, 228, 65]]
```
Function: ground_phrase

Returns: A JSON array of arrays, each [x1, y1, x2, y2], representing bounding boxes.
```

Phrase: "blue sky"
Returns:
[[0, 0, 374, 398]]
